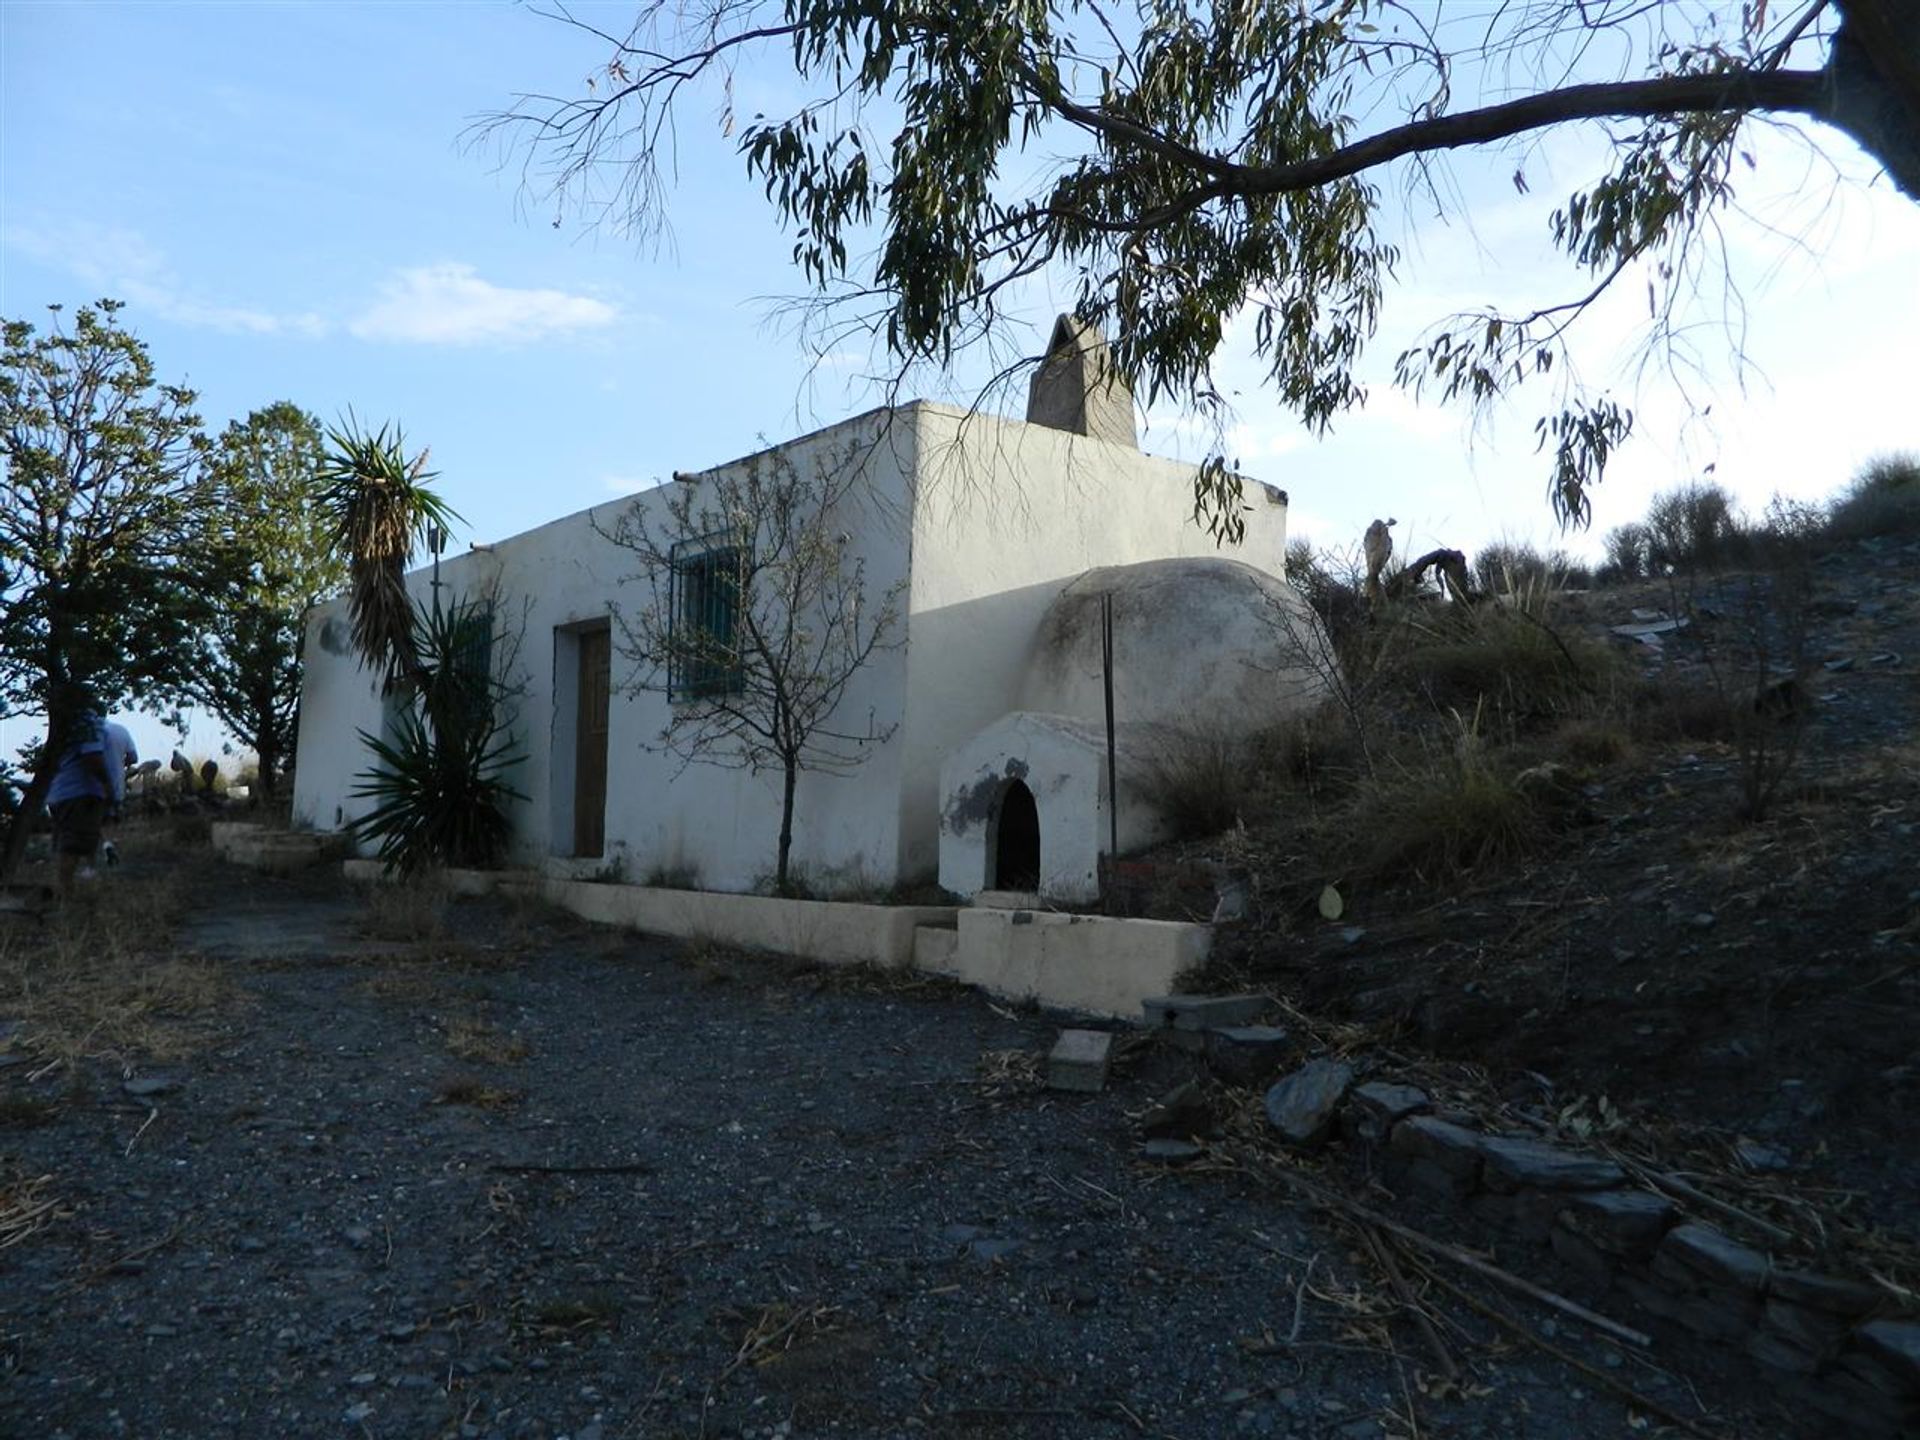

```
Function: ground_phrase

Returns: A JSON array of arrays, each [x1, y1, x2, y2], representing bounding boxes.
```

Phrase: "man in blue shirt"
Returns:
[[45, 710, 110, 895]]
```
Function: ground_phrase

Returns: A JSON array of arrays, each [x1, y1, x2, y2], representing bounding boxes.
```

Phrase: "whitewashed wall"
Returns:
[[894, 403, 1288, 879], [294, 409, 919, 895], [293, 400, 1289, 895]]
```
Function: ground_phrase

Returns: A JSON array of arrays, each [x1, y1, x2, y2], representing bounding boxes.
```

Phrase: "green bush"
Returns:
[[1826, 452, 1920, 542]]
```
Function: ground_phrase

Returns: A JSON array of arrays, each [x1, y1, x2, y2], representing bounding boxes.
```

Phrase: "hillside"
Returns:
[[1191, 527, 1920, 1239]]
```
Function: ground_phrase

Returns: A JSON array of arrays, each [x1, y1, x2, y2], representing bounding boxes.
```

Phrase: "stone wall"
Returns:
[[1330, 1080, 1920, 1437]]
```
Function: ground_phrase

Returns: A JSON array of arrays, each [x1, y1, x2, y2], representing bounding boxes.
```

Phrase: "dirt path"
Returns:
[[2, 861, 1798, 1439]]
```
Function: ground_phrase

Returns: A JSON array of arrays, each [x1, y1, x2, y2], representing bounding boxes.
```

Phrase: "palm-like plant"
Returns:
[[314, 414, 460, 692], [348, 597, 524, 872]]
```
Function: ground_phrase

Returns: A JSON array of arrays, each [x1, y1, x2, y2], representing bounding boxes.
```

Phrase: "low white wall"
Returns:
[[342, 860, 952, 969], [921, 907, 1211, 1018]]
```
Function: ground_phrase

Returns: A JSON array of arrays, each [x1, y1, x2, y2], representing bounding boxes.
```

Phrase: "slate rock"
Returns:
[[1345, 1081, 1429, 1144], [1262, 1059, 1354, 1149], [1477, 1135, 1624, 1193], [1856, 1319, 1920, 1389], [123, 1075, 180, 1098], [1202, 1026, 1294, 1086], [1388, 1115, 1485, 1180], [1770, 1268, 1884, 1316], [1557, 1188, 1674, 1257], [1654, 1223, 1772, 1293]]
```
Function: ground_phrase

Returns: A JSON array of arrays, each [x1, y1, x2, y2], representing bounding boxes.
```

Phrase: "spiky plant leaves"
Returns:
[[347, 711, 523, 874], [315, 414, 462, 693], [347, 594, 522, 874]]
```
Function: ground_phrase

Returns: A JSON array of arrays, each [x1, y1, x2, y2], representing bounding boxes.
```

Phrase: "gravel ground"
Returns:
[[2, 863, 1799, 1440]]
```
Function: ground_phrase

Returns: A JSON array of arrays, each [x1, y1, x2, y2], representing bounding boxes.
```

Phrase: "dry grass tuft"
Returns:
[[0, 870, 235, 1068], [0, 1167, 69, 1249], [443, 1010, 532, 1064], [974, 1047, 1043, 1095], [432, 1075, 522, 1108], [360, 870, 453, 942]]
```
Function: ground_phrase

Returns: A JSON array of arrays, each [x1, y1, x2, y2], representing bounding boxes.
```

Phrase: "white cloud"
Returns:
[[348, 264, 617, 345], [2, 219, 329, 337]]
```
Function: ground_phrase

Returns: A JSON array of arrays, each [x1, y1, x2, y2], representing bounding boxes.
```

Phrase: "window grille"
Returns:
[[668, 535, 744, 700]]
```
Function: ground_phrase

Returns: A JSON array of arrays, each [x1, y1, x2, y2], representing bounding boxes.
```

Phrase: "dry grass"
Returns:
[[1344, 739, 1548, 884], [0, 869, 235, 1069], [360, 870, 453, 942], [432, 1075, 522, 1108], [442, 1010, 531, 1064], [0, 1166, 69, 1249]]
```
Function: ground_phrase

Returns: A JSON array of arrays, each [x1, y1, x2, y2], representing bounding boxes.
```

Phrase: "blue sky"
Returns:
[[4, 1, 1918, 765]]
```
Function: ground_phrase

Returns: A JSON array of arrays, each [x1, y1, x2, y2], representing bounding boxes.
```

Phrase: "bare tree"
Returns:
[[600, 446, 903, 894]]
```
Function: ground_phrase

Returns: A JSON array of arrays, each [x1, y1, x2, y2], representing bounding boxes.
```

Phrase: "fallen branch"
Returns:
[[1394, 1242, 1734, 1440], [1240, 1153, 1652, 1348], [1604, 1149, 1796, 1248], [1363, 1225, 1458, 1383]]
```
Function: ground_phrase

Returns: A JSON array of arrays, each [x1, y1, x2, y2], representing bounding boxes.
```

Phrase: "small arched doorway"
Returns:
[[991, 779, 1041, 891]]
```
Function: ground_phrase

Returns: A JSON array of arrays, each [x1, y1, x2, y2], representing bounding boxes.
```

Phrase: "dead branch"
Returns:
[[1239, 1153, 1652, 1347]]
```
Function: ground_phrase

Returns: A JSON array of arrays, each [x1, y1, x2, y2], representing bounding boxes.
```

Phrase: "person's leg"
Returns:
[[51, 798, 105, 897]]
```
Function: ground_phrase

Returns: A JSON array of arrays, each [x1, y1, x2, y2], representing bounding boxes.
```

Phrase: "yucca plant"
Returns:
[[348, 709, 523, 873], [348, 597, 523, 873], [315, 414, 461, 693]]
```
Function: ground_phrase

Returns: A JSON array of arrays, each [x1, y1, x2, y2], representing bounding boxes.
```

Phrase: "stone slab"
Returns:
[[1202, 1026, 1294, 1085], [1654, 1223, 1772, 1294], [1478, 1135, 1625, 1194], [1857, 1319, 1920, 1391], [1556, 1188, 1675, 1257], [1388, 1116, 1486, 1181], [1263, 1058, 1354, 1149], [1046, 1029, 1114, 1093], [1345, 1081, 1429, 1143]]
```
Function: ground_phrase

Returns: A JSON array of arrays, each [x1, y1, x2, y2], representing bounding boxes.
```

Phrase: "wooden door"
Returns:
[[573, 628, 611, 857]]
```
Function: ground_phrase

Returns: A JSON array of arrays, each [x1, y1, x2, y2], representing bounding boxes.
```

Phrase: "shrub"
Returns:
[[1392, 600, 1617, 730], [1348, 735, 1547, 882], [1472, 542, 1594, 596], [1601, 521, 1652, 582], [1826, 452, 1920, 542], [1137, 724, 1250, 839], [1645, 482, 1742, 571]]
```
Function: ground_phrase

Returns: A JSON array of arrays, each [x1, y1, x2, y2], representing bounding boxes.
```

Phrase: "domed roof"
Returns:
[[1017, 556, 1330, 731]]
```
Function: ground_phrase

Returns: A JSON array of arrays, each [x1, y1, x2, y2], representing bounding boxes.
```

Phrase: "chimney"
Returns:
[[1025, 315, 1138, 449]]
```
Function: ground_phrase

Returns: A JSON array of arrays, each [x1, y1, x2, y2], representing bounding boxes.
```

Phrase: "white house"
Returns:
[[293, 321, 1330, 900]]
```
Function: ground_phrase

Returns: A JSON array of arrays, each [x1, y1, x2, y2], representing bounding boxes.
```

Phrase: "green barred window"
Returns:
[[669, 536, 744, 700]]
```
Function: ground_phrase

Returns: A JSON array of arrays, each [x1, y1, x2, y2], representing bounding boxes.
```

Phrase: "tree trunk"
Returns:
[[0, 764, 55, 882], [1832, 0, 1920, 198], [256, 737, 280, 802], [776, 759, 798, 895]]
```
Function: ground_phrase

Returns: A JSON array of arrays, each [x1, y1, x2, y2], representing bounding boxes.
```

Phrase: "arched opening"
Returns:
[[992, 779, 1041, 891]]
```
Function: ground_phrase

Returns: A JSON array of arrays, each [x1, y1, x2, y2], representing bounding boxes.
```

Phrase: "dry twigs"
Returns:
[[1240, 1152, 1652, 1348], [1393, 1243, 1735, 1440], [0, 1171, 65, 1249]]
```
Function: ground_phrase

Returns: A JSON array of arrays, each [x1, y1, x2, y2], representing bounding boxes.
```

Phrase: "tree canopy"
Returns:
[[484, 0, 1920, 534], [0, 300, 214, 870], [186, 402, 345, 798]]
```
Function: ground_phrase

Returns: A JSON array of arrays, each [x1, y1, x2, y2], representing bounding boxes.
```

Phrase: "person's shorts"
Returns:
[[50, 796, 106, 857]]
